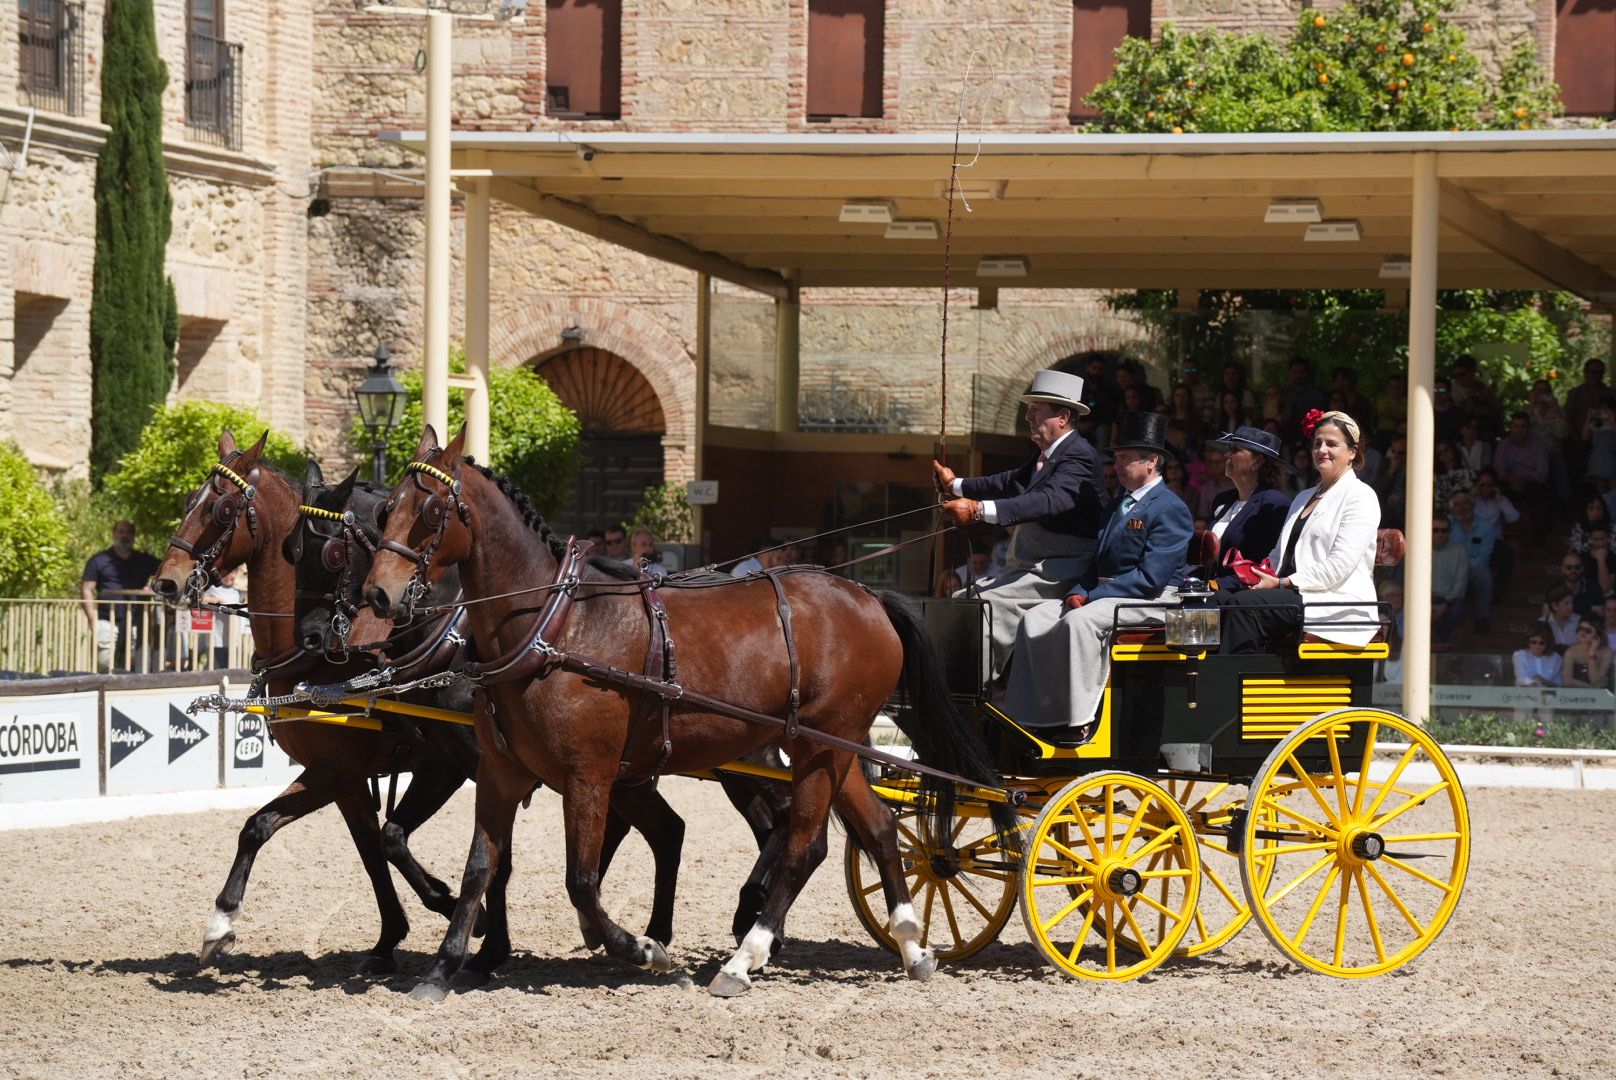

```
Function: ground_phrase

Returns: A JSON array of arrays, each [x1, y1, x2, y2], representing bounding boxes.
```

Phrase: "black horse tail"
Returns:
[[876, 591, 1022, 859]]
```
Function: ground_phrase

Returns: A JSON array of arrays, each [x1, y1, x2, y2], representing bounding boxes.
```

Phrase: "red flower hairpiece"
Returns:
[[1302, 409, 1326, 439]]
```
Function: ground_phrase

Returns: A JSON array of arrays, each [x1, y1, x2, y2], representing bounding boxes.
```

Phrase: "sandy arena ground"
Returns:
[[0, 779, 1609, 1079]]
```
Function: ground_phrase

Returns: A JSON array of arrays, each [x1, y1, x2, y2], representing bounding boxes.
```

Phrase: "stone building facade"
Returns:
[[0, 0, 312, 476]]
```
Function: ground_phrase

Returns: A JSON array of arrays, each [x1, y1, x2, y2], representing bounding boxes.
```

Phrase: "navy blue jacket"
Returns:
[[1203, 486, 1291, 591], [959, 432, 1103, 541], [1069, 481, 1193, 602]]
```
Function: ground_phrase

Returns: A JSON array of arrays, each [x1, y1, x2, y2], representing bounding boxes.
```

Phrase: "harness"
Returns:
[[293, 502, 379, 660], [167, 457, 259, 607], [377, 460, 469, 619]]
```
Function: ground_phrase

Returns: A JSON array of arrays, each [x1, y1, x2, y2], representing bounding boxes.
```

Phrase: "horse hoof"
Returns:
[[707, 971, 751, 998], [639, 938, 673, 974], [358, 954, 397, 978], [452, 967, 492, 990], [199, 931, 236, 967], [408, 981, 449, 1004], [907, 951, 938, 984]]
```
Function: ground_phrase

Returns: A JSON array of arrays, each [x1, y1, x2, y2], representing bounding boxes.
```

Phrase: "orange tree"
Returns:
[[1082, 0, 1598, 407]]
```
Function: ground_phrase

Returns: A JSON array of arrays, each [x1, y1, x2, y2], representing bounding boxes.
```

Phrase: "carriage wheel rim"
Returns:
[[1238, 707, 1471, 979]]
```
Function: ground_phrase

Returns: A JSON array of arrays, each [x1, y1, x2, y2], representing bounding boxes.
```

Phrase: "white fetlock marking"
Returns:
[[205, 906, 237, 944], [889, 901, 927, 972], [718, 924, 775, 982]]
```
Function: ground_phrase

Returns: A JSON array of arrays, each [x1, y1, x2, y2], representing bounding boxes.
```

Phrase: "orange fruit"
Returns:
[[1518, 121, 1530, 130], [1146, 110, 1156, 120], [1171, 126, 1184, 134], [1514, 106, 1528, 118], [1387, 80, 1399, 90], [1185, 79, 1195, 88], [1398, 78, 1408, 89], [1376, 42, 1387, 53], [1314, 14, 1327, 27], [1422, 21, 1433, 32], [1318, 73, 1330, 84], [1446, 53, 1456, 62], [1402, 52, 1416, 67]]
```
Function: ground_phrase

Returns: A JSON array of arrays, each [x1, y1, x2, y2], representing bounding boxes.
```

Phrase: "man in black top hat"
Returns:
[[931, 368, 1104, 679], [1006, 411, 1193, 736]]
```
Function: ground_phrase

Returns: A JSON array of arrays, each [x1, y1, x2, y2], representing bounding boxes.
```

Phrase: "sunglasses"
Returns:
[[1579, 626, 1597, 635], [1528, 639, 1547, 645]]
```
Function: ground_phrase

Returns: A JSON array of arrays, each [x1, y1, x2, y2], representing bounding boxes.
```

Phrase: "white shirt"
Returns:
[[1210, 497, 1247, 541], [730, 556, 763, 577], [951, 430, 1076, 525], [1475, 493, 1521, 528], [1121, 474, 1163, 507]]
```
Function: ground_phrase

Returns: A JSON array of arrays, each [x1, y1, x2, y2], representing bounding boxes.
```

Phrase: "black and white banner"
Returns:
[[0, 692, 99, 803], [103, 688, 220, 797]]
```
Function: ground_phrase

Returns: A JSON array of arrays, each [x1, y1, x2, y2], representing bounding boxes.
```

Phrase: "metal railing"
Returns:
[[185, 32, 242, 151], [0, 593, 252, 678], [17, 0, 83, 116]]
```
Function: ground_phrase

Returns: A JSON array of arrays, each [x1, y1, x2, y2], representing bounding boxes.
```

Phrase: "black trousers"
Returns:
[[1215, 586, 1306, 654]]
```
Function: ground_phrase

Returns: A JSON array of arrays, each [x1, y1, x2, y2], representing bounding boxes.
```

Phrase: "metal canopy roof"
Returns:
[[381, 129, 1616, 303]]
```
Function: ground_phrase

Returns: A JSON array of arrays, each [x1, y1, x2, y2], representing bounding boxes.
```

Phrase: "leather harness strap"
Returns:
[[763, 569, 803, 740], [617, 581, 675, 779]]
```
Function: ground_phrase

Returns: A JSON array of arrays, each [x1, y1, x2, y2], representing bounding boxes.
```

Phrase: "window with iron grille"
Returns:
[[18, 0, 84, 117], [546, 0, 622, 119], [185, 0, 242, 149], [1069, 0, 1150, 121], [1556, 0, 1616, 117], [806, 0, 884, 121]]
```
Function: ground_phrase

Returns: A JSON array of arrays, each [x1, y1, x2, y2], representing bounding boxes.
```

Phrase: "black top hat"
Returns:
[[1210, 425, 1285, 462], [1111, 411, 1171, 455]]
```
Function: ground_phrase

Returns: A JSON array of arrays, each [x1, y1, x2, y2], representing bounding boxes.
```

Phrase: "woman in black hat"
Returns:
[[1195, 426, 1292, 592]]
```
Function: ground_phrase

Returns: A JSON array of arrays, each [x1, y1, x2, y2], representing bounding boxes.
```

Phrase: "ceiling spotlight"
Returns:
[[1379, 256, 1412, 279], [885, 220, 939, 240], [1304, 219, 1363, 243], [838, 199, 897, 224], [1264, 198, 1324, 224], [976, 256, 1029, 278]]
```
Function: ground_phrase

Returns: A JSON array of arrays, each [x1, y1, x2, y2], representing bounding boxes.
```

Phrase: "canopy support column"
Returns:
[[693, 272, 710, 551], [1403, 152, 1438, 724], [422, 9, 452, 440], [463, 178, 491, 462], [774, 276, 800, 434]]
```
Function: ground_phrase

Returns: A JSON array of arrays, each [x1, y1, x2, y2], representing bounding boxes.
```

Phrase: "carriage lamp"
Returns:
[[1165, 578, 1220, 653], [355, 344, 408, 487]]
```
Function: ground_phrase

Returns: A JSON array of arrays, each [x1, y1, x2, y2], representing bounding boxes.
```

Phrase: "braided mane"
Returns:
[[467, 460, 567, 561]]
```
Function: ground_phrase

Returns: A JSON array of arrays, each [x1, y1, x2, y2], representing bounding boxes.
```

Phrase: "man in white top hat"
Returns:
[[933, 369, 1105, 679]]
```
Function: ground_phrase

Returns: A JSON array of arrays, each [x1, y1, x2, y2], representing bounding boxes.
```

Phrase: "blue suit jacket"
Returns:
[[1069, 481, 1194, 602], [1204, 486, 1291, 591], [960, 432, 1103, 541]]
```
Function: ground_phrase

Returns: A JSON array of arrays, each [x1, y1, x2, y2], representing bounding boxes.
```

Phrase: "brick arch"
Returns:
[[974, 308, 1153, 433], [486, 299, 696, 479]]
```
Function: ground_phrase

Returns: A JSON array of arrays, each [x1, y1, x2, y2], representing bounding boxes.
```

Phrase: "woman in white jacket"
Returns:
[[1217, 410, 1381, 652]]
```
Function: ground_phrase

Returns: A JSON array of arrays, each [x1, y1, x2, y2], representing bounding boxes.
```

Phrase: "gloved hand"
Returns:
[[1064, 593, 1087, 611], [940, 499, 981, 527], [932, 459, 957, 496]]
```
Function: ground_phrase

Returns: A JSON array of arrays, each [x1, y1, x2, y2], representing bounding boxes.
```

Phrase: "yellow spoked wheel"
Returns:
[[1239, 708, 1470, 978], [1109, 778, 1268, 958], [844, 803, 1022, 963], [1019, 772, 1200, 981]]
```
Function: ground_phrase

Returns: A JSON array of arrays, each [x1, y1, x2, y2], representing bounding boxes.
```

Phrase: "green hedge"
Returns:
[[0, 442, 76, 597]]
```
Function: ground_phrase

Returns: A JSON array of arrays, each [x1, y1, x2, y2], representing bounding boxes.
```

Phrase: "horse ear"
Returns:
[[336, 467, 359, 494], [219, 428, 238, 457], [412, 425, 440, 460], [305, 459, 325, 490], [442, 425, 467, 463], [243, 431, 269, 463]]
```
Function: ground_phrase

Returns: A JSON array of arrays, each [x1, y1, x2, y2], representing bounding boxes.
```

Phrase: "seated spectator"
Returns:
[[1163, 458, 1195, 508], [1450, 354, 1503, 438], [1373, 374, 1407, 445], [730, 536, 780, 577], [1373, 434, 1407, 529], [1216, 389, 1248, 434], [1583, 526, 1616, 596], [1331, 365, 1375, 434], [1432, 376, 1463, 445], [955, 540, 1000, 588], [601, 524, 630, 565], [1262, 385, 1284, 429], [1542, 585, 1580, 650], [1191, 445, 1235, 519], [1283, 443, 1317, 497], [1562, 614, 1613, 688], [1513, 621, 1561, 687], [1455, 417, 1491, 474], [1583, 394, 1616, 495], [1434, 441, 1476, 510], [1552, 552, 1603, 615], [1431, 519, 1470, 642], [1471, 470, 1520, 530], [1447, 492, 1496, 631], [934, 569, 963, 597], [629, 529, 668, 580], [1494, 412, 1551, 541], [1569, 495, 1612, 553], [1376, 579, 1405, 685]]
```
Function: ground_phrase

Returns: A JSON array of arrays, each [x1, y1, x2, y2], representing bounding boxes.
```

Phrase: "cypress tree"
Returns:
[[90, 0, 176, 482]]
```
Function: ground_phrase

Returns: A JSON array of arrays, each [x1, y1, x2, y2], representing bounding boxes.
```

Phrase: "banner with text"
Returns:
[[103, 687, 220, 797], [0, 692, 100, 803]]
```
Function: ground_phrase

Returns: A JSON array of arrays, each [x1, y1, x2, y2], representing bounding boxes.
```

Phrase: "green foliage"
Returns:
[[1085, 0, 1561, 133], [351, 348, 582, 519], [1384, 712, 1616, 750], [0, 443, 76, 598], [90, 0, 176, 482], [48, 477, 124, 596], [627, 483, 695, 544], [104, 401, 308, 552]]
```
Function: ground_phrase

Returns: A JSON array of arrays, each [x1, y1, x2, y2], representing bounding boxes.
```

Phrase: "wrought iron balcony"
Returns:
[[17, 0, 84, 117], [185, 32, 243, 151]]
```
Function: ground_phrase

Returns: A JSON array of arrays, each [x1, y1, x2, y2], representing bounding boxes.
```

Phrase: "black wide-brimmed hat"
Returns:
[[1111, 411, 1171, 455], [1210, 425, 1285, 462]]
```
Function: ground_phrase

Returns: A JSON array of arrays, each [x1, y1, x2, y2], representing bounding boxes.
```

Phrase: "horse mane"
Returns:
[[466, 460, 567, 561], [587, 556, 640, 580]]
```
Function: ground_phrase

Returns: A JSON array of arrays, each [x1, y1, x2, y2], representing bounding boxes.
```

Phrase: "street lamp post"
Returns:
[[354, 344, 409, 487]]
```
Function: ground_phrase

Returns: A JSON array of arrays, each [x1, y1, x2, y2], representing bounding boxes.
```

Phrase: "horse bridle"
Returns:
[[168, 457, 259, 607], [378, 459, 469, 618], [293, 503, 377, 658]]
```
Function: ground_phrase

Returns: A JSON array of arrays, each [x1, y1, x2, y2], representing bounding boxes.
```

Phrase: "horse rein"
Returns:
[[377, 459, 469, 619], [167, 457, 259, 608]]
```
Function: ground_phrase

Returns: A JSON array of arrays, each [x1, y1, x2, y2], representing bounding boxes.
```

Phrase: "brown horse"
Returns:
[[364, 427, 1011, 999]]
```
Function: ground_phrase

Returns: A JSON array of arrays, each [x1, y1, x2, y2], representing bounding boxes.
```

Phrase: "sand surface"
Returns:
[[0, 779, 1607, 1079]]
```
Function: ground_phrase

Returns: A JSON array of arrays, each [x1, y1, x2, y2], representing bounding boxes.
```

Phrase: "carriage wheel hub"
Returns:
[[1347, 830, 1385, 862], [1106, 867, 1143, 898], [929, 854, 960, 879]]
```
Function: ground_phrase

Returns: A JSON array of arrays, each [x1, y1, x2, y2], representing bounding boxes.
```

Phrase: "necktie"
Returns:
[[1119, 495, 1136, 519], [1034, 452, 1048, 474]]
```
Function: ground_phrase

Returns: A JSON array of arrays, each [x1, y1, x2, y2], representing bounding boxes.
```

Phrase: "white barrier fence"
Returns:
[[0, 673, 300, 805], [0, 594, 254, 677]]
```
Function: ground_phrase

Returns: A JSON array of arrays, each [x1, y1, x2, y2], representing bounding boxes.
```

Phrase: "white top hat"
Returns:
[[1018, 369, 1090, 416]]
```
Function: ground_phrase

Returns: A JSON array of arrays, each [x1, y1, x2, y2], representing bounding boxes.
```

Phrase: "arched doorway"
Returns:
[[534, 347, 666, 537]]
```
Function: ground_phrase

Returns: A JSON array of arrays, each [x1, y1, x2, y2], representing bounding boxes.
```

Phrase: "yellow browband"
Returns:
[[406, 461, 458, 488], [212, 462, 251, 490], [298, 505, 347, 521]]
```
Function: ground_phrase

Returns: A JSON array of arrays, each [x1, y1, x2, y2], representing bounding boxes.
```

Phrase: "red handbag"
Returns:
[[1223, 548, 1276, 587]]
